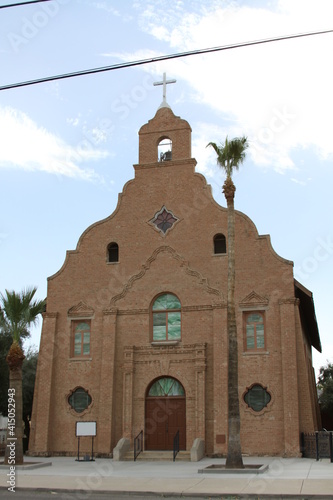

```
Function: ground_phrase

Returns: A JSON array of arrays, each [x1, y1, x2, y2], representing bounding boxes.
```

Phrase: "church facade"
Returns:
[[29, 93, 321, 459]]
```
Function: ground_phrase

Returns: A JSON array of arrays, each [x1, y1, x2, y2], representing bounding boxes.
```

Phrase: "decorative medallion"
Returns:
[[149, 206, 179, 236]]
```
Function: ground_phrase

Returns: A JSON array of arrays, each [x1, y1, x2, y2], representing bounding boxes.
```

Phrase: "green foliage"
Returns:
[[22, 347, 38, 420], [0, 287, 44, 419], [318, 361, 333, 413], [0, 287, 45, 343], [207, 136, 249, 177]]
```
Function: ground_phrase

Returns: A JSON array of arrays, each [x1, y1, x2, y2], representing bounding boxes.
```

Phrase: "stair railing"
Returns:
[[173, 429, 180, 462], [134, 430, 143, 461]]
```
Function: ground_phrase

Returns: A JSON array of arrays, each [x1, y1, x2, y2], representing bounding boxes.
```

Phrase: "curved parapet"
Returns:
[[194, 170, 293, 267], [47, 177, 135, 281]]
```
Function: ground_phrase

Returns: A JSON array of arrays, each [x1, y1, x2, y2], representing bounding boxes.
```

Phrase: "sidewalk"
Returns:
[[1, 455, 333, 497]]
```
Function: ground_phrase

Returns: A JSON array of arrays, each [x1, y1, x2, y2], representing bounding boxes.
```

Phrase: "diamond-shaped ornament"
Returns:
[[150, 206, 179, 235]]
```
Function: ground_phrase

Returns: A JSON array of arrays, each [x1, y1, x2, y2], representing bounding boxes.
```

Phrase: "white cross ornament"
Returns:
[[153, 72, 176, 108]]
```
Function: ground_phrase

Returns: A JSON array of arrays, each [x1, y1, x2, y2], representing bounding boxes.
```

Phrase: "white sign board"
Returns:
[[76, 421, 97, 437]]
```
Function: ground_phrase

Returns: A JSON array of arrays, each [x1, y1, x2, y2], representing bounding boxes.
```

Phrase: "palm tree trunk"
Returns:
[[4, 342, 25, 465], [224, 177, 244, 469]]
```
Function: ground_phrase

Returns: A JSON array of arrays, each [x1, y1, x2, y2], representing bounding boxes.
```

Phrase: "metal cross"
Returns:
[[153, 72, 176, 106]]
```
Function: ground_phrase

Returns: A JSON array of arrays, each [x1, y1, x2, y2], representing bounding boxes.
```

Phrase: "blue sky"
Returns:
[[0, 0, 332, 376]]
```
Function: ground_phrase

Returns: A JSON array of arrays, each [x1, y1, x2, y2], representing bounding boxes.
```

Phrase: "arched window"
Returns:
[[214, 233, 226, 254], [148, 377, 185, 396], [68, 387, 92, 413], [244, 384, 271, 412], [158, 138, 172, 162], [107, 242, 119, 263], [152, 293, 181, 341]]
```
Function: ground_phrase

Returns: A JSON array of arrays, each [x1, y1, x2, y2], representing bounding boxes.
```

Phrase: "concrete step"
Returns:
[[173, 451, 191, 461], [122, 450, 191, 462]]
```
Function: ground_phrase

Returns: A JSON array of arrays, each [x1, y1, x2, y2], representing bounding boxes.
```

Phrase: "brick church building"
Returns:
[[29, 78, 322, 459]]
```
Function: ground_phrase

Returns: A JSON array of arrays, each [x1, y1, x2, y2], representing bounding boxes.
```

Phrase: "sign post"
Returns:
[[75, 421, 97, 462]]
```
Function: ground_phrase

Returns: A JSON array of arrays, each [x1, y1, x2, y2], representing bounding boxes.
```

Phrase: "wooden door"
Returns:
[[145, 397, 186, 450]]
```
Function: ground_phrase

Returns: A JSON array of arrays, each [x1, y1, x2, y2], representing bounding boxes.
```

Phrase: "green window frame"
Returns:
[[152, 293, 181, 342], [244, 312, 265, 351], [72, 321, 91, 357]]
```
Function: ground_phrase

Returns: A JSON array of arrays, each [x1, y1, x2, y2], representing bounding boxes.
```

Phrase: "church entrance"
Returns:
[[145, 377, 186, 451]]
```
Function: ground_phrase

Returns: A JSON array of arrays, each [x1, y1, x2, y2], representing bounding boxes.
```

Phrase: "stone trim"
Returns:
[[110, 245, 223, 306], [67, 301, 94, 318], [239, 291, 269, 309], [134, 158, 197, 170]]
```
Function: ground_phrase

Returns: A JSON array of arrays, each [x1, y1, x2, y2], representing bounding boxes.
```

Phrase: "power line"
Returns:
[[1, 28, 332, 91], [0, 0, 51, 9]]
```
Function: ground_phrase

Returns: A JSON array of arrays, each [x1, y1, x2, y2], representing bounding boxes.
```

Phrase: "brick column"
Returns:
[[279, 298, 301, 456], [97, 308, 117, 454], [195, 344, 207, 439], [29, 312, 57, 455], [123, 346, 134, 440], [212, 304, 227, 455]]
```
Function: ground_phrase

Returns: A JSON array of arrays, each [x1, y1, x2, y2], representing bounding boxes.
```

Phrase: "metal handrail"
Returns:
[[173, 429, 180, 462], [134, 430, 143, 461]]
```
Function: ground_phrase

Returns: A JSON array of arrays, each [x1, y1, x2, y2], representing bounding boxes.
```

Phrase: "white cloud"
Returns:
[[291, 177, 306, 186], [0, 107, 108, 180], [66, 115, 81, 127], [113, 0, 333, 171], [91, 2, 121, 16]]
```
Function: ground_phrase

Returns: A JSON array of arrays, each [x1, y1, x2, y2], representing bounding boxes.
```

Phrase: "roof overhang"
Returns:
[[294, 279, 322, 353]]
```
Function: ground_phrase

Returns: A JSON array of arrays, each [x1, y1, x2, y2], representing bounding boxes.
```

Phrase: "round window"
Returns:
[[244, 384, 271, 412], [68, 387, 92, 413]]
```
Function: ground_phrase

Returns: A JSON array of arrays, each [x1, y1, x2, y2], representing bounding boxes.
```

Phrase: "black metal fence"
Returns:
[[301, 431, 333, 461]]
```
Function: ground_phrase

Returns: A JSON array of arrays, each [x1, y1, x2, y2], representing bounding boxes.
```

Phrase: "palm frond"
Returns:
[[0, 287, 45, 343], [207, 136, 249, 178]]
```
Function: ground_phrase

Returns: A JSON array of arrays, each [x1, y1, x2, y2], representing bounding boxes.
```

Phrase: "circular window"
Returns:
[[244, 384, 271, 412], [68, 387, 92, 413]]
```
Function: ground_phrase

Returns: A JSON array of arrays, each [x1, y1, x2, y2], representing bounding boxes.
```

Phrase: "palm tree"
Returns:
[[207, 136, 249, 468], [0, 287, 45, 465]]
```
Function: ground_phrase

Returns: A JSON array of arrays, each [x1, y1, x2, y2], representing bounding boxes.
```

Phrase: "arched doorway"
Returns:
[[145, 377, 186, 451]]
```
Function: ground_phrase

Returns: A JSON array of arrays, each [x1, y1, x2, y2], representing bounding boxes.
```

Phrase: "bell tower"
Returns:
[[137, 74, 192, 165]]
